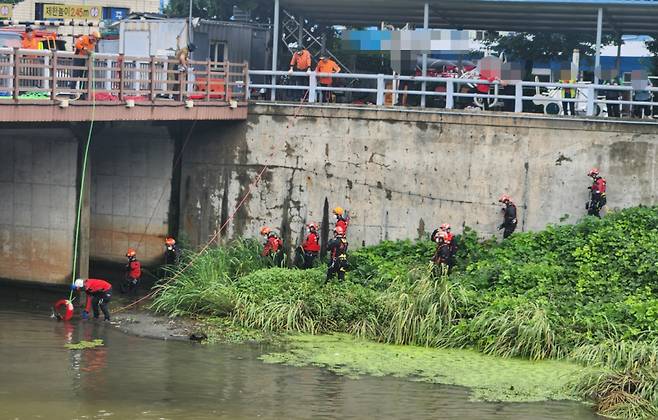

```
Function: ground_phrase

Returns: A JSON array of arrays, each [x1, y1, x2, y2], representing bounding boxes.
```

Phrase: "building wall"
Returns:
[[180, 105, 658, 254], [0, 129, 78, 284], [90, 123, 174, 265]]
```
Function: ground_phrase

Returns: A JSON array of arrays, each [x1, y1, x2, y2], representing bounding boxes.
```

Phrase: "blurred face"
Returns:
[[26, 31, 34, 39]]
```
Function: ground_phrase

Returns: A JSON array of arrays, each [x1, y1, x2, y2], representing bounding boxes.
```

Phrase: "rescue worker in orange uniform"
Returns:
[[289, 47, 312, 101], [301, 223, 321, 269], [72, 31, 100, 95], [498, 194, 518, 239], [587, 168, 607, 218], [260, 226, 284, 266], [123, 248, 142, 295], [315, 55, 341, 103], [72, 278, 112, 321], [326, 226, 348, 282], [333, 207, 350, 235], [21, 27, 40, 50]]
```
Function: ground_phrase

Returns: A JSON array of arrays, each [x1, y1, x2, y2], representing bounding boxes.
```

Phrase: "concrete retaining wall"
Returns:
[[90, 123, 175, 264], [180, 105, 658, 253], [0, 130, 78, 284]]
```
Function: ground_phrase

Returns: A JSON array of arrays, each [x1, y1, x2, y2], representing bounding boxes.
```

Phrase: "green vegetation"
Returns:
[[152, 206, 658, 418], [65, 339, 104, 350], [261, 334, 583, 403]]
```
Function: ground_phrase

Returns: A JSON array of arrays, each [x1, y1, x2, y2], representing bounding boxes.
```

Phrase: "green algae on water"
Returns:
[[65, 339, 104, 350], [261, 334, 586, 403]]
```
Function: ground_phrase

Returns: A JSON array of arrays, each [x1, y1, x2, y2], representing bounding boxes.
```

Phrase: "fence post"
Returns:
[[445, 79, 454, 109], [43, 54, 50, 92], [118, 54, 124, 101], [244, 62, 250, 100], [308, 72, 317, 103], [420, 76, 426, 108], [514, 82, 523, 113], [12, 47, 19, 101], [206, 59, 212, 102], [225, 61, 231, 102], [86, 54, 93, 100], [586, 84, 595, 116], [376, 74, 385, 106], [51, 51, 57, 100], [149, 55, 156, 102]]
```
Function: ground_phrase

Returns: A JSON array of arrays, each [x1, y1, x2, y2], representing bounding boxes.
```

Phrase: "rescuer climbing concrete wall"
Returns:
[[90, 123, 175, 265], [180, 105, 658, 253], [0, 130, 78, 284]]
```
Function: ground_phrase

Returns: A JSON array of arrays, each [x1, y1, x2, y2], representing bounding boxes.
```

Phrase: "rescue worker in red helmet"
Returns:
[[430, 231, 451, 276], [333, 207, 350, 235], [498, 195, 518, 239], [164, 236, 180, 266], [301, 223, 321, 269], [260, 226, 284, 266], [440, 223, 457, 269], [586, 168, 607, 218], [326, 225, 348, 282], [123, 248, 141, 295], [72, 278, 112, 321]]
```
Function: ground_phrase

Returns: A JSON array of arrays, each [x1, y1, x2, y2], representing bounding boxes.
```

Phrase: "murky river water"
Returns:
[[0, 288, 601, 420]]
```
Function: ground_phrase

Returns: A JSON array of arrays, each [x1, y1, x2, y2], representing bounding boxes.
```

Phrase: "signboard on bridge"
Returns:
[[0, 3, 13, 20], [43, 4, 101, 20]]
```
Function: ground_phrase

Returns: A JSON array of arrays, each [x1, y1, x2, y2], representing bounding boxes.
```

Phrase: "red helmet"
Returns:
[[307, 223, 318, 231], [126, 248, 136, 258], [334, 226, 345, 236], [498, 194, 511, 203], [165, 237, 176, 246], [440, 223, 451, 231], [260, 226, 271, 236], [588, 168, 600, 177]]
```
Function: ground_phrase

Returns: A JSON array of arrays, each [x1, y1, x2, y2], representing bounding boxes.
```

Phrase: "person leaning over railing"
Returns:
[[315, 55, 340, 103], [288, 47, 312, 101], [71, 31, 100, 98]]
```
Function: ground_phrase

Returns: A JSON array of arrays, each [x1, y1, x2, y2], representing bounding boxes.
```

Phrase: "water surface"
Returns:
[[0, 290, 601, 419]]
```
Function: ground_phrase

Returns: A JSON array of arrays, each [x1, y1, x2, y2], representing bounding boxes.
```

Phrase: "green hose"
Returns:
[[69, 55, 96, 300]]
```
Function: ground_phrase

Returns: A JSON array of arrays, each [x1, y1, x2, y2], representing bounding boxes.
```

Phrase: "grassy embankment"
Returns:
[[152, 206, 658, 418]]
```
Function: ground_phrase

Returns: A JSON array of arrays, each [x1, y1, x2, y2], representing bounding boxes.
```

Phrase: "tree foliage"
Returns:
[[165, 0, 272, 22]]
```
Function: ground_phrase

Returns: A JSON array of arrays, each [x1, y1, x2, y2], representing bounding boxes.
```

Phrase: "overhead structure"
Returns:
[[276, 0, 658, 35]]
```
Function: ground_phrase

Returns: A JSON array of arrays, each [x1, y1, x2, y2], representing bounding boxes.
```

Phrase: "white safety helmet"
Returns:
[[74, 279, 84, 289]]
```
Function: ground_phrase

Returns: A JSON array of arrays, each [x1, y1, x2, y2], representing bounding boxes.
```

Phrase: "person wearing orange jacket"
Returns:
[[333, 207, 350, 235], [21, 27, 40, 50], [260, 226, 284, 266], [71, 31, 100, 94], [315, 55, 340, 103], [72, 278, 112, 321], [301, 223, 320, 269], [289, 47, 312, 101]]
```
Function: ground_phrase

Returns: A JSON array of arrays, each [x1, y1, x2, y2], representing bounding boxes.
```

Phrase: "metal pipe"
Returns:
[[271, 0, 280, 101], [421, 2, 429, 108], [297, 15, 304, 48], [594, 7, 603, 84], [188, 0, 193, 44]]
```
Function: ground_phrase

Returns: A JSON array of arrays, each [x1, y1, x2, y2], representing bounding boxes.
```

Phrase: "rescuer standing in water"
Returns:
[[72, 278, 112, 321]]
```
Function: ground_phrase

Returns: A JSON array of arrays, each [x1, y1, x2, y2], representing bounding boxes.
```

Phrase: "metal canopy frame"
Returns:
[[276, 0, 658, 34], [268, 0, 658, 98]]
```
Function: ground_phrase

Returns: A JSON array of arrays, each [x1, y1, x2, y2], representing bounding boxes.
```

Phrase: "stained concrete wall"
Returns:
[[0, 130, 78, 284], [180, 105, 658, 253], [90, 123, 175, 264]]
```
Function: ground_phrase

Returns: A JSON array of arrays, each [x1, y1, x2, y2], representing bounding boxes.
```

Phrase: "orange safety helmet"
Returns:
[[440, 223, 451, 231], [165, 237, 176, 246], [126, 248, 136, 258], [260, 226, 271, 236], [334, 226, 345, 236], [333, 207, 344, 216], [587, 168, 600, 177], [498, 194, 511, 203]]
